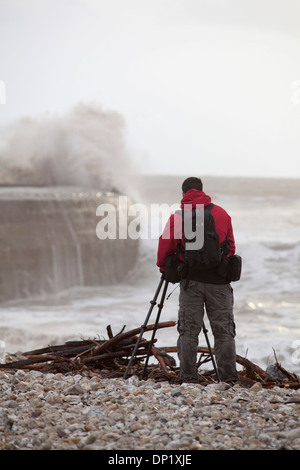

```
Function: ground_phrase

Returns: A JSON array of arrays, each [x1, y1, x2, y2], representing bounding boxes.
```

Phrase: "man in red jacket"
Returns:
[[157, 177, 239, 385]]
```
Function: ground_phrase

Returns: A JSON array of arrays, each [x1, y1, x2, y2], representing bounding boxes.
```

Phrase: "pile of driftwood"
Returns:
[[0, 321, 177, 380], [0, 321, 299, 389]]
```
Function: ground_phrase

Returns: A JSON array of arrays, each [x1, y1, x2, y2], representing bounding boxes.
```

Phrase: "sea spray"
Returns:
[[0, 103, 133, 194]]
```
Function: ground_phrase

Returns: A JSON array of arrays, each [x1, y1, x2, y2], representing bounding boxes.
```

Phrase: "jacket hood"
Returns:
[[180, 189, 212, 209]]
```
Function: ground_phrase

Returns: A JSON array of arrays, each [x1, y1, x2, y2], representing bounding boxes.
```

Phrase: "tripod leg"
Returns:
[[202, 321, 220, 383], [141, 280, 169, 379], [123, 275, 165, 379]]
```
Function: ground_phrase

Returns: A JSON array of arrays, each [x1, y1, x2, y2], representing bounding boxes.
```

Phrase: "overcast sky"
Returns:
[[0, 0, 300, 178]]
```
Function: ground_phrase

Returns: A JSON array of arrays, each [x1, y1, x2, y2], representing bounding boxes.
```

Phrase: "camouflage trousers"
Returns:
[[177, 280, 239, 384]]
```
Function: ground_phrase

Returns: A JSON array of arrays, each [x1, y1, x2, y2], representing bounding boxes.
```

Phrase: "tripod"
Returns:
[[123, 274, 220, 382], [123, 274, 169, 380], [202, 321, 220, 383]]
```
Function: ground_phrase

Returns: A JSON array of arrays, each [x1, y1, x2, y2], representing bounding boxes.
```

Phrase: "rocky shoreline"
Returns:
[[0, 369, 299, 451]]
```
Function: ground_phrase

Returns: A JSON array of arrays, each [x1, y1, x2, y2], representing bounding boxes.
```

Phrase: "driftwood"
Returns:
[[0, 322, 177, 379], [161, 346, 300, 389], [0, 322, 299, 389]]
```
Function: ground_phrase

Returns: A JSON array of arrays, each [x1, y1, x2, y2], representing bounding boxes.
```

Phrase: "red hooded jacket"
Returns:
[[156, 189, 235, 283]]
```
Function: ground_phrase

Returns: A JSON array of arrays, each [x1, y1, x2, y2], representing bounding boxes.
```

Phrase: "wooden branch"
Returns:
[[0, 354, 68, 369], [92, 321, 176, 356], [151, 347, 168, 372], [23, 340, 103, 356]]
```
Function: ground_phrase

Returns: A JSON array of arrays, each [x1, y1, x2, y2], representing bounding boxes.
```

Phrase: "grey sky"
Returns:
[[0, 0, 300, 178]]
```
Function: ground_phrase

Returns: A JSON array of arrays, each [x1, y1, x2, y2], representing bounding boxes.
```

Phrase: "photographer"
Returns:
[[157, 177, 239, 385]]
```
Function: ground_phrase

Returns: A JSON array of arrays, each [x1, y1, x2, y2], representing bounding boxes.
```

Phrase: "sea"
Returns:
[[0, 174, 299, 375]]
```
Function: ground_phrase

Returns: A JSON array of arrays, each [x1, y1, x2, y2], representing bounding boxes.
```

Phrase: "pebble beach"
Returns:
[[1, 369, 299, 452]]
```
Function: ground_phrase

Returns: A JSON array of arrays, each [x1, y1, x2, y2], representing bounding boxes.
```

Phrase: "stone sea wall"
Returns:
[[0, 187, 138, 303]]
